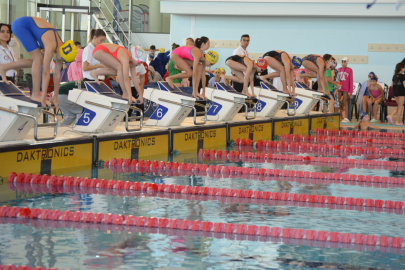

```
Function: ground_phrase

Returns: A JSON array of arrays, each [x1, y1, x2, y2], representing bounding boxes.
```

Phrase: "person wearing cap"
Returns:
[[257, 50, 302, 97], [0, 16, 77, 108], [208, 68, 224, 87], [354, 114, 382, 130], [296, 54, 331, 96], [366, 74, 384, 122], [222, 55, 267, 98], [90, 44, 147, 104], [150, 47, 170, 78], [337, 57, 353, 123]]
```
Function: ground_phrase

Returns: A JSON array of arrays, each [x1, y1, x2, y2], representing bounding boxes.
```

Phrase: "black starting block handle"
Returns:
[[284, 98, 297, 116], [158, 98, 207, 125], [85, 100, 143, 132], [213, 96, 256, 120]]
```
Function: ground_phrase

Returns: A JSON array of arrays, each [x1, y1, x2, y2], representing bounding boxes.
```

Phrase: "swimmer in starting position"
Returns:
[[0, 16, 77, 108], [90, 43, 146, 104], [221, 56, 268, 98], [258, 50, 302, 96]]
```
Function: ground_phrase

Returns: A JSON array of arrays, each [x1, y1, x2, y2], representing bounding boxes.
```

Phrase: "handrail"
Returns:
[[213, 96, 256, 120], [0, 106, 58, 141], [85, 101, 143, 132]]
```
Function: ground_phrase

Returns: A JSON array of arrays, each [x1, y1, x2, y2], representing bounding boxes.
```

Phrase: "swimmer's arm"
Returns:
[[82, 61, 104, 71], [353, 123, 359, 129], [282, 55, 292, 88], [41, 50, 54, 98], [249, 68, 255, 93]]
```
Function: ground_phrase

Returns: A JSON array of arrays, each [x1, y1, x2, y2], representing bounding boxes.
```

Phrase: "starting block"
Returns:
[[143, 82, 207, 127], [293, 82, 324, 114], [252, 81, 295, 117], [0, 82, 57, 141], [205, 82, 256, 121], [68, 82, 143, 133]]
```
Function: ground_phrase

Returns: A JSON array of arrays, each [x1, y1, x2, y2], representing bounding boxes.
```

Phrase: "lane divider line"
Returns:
[[8, 173, 405, 213], [0, 206, 404, 252]]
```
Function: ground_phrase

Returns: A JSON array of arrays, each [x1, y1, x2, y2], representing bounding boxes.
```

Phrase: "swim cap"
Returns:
[[214, 68, 221, 72], [220, 68, 225, 72], [256, 58, 268, 70], [370, 74, 378, 81], [59, 40, 77, 63], [369, 71, 375, 76], [159, 48, 165, 53], [292, 56, 302, 69], [149, 53, 155, 59], [205, 51, 219, 65], [131, 46, 147, 63]]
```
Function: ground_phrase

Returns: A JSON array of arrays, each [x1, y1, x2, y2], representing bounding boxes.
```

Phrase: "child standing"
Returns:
[[338, 57, 353, 122]]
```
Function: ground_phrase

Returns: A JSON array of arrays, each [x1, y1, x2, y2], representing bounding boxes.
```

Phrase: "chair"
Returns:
[[348, 82, 361, 121], [380, 86, 405, 124]]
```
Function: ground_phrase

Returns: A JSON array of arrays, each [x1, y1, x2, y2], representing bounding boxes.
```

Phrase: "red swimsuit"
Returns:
[[92, 44, 131, 60]]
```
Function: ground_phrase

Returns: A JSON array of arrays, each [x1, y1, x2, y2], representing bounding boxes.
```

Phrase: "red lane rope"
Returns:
[[8, 173, 405, 214], [8, 181, 405, 216], [306, 128, 405, 140], [196, 148, 405, 172], [233, 138, 405, 159], [0, 265, 63, 270], [1, 206, 404, 252]]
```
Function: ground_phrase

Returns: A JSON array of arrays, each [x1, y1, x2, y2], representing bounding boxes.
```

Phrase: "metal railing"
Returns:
[[90, 0, 142, 48]]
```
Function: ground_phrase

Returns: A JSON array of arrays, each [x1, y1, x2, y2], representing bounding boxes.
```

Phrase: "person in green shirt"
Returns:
[[324, 58, 341, 113], [58, 80, 84, 127]]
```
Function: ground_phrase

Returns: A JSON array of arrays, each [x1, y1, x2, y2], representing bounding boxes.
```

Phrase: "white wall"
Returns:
[[167, 10, 405, 84], [133, 33, 171, 50]]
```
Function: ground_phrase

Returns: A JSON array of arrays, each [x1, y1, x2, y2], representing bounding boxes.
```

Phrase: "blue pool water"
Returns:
[[1, 142, 405, 269]]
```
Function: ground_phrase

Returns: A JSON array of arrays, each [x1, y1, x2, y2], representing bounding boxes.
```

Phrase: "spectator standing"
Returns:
[[151, 48, 170, 78], [387, 63, 405, 125], [82, 29, 106, 81], [338, 57, 353, 123]]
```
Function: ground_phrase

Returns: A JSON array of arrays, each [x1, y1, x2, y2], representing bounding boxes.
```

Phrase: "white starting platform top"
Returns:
[[205, 82, 256, 122], [143, 81, 206, 127], [251, 81, 295, 118], [292, 82, 324, 114], [0, 82, 57, 142], [68, 81, 142, 133]]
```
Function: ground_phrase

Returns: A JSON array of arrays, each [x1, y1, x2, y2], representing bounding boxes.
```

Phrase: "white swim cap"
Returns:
[[131, 46, 147, 63]]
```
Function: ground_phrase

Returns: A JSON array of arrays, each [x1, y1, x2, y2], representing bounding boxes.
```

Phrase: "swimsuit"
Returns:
[[226, 55, 247, 66], [302, 54, 323, 67], [369, 87, 381, 98], [92, 44, 131, 61], [172, 46, 201, 62], [11, 16, 60, 52], [263, 51, 290, 66]]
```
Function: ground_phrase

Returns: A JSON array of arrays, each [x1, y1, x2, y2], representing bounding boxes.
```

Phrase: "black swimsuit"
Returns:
[[263, 51, 290, 66], [226, 55, 247, 66]]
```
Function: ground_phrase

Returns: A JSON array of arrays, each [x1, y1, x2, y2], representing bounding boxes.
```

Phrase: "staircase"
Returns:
[[90, 0, 143, 48]]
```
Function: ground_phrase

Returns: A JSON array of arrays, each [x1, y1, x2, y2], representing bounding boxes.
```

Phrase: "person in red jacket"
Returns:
[[337, 57, 353, 123]]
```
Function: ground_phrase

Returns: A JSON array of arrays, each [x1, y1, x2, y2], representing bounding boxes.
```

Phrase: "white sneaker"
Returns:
[[370, 118, 378, 123], [341, 118, 350, 123]]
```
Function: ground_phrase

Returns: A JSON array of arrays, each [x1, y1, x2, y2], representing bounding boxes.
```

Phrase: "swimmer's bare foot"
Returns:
[[41, 95, 52, 108], [90, 71, 100, 84], [50, 96, 58, 108], [249, 92, 257, 98], [166, 77, 174, 88], [30, 93, 42, 105], [196, 93, 206, 100], [241, 89, 249, 97]]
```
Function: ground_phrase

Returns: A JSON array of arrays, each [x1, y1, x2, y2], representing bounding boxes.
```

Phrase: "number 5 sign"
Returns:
[[76, 108, 97, 126]]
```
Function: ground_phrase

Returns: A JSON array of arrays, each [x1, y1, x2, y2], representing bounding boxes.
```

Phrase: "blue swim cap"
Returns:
[[292, 56, 302, 69], [370, 74, 378, 81]]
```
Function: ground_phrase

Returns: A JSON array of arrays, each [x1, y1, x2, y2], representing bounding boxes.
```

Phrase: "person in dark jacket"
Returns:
[[150, 48, 170, 78]]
